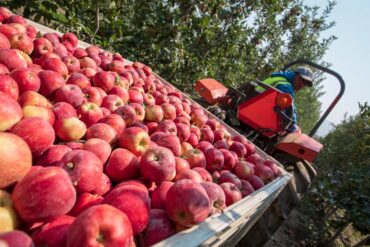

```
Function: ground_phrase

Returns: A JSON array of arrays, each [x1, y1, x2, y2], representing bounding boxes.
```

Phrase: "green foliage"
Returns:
[[1, 0, 336, 133]]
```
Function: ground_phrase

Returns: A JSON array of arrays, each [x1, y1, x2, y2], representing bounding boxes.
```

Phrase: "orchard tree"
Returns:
[[3, 0, 337, 133]]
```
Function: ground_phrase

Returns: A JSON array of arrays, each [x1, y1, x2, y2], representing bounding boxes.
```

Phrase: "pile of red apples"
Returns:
[[0, 6, 283, 247]]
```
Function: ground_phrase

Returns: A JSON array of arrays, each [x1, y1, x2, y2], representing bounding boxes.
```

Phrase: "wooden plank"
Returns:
[[25, 19, 293, 247]]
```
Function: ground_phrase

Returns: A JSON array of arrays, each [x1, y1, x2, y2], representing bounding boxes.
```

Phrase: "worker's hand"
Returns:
[[295, 126, 302, 134]]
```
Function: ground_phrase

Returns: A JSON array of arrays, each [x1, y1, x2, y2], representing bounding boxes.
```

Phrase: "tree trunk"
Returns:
[[352, 235, 370, 247]]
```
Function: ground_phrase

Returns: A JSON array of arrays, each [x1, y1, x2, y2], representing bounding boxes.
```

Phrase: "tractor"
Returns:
[[193, 59, 345, 246]]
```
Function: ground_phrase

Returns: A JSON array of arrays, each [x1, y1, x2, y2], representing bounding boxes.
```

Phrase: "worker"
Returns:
[[256, 67, 314, 132]]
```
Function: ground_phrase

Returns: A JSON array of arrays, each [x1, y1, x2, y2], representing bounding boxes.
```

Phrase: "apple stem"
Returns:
[[96, 232, 105, 243]]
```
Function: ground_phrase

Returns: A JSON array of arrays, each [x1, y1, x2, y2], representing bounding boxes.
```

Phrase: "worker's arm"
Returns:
[[275, 84, 299, 132]]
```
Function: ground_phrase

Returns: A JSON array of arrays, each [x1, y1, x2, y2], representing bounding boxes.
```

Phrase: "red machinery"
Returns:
[[194, 60, 345, 163]]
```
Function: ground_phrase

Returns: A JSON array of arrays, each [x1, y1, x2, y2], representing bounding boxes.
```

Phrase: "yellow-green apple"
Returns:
[[233, 161, 254, 180], [54, 117, 86, 142], [32, 215, 75, 247], [0, 190, 19, 233], [66, 204, 133, 247], [151, 181, 174, 210], [0, 92, 22, 131], [36, 145, 72, 167], [139, 146, 176, 184], [22, 105, 55, 125], [192, 167, 212, 182], [83, 138, 111, 164], [77, 102, 103, 127], [220, 149, 236, 170], [11, 117, 55, 157], [165, 179, 210, 227], [59, 150, 103, 193], [114, 105, 136, 126], [10, 68, 40, 93], [220, 182, 242, 206], [103, 182, 150, 235], [200, 182, 226, 215], [99, 113, 125, 136], [0, 74, 18, 100], [86, 123, 117, 144], [104, 148, 140, 183], [38, 70, 66, 97], [141, 209, 176, 247], [12, 166, 76, 223], [145, 104, 163, 122], [0, 230, 33, 247], [119, 127, 150, 157]]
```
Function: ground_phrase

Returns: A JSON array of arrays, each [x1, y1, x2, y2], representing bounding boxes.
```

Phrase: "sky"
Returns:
[[311, 0, 370, 135]]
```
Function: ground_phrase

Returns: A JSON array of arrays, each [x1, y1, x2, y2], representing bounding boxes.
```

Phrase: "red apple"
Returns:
[[229, 141, 247, 158], [59, 149, 103, 193], [165, 179, 210, 227], [220, 149, 236, 170], [18, 91, 51, 108], [79, 56, 98, 70], [10, 68, 40, 93], [55, 84, 84, 108], [99, 113, 126, 136], [12, 166, 76, 222], [55, 117, 86, 142], [175, 157, 190, 174], [175, 170, 203, 183], [32, 215, 75, 247], [220, 182, 242, 206], [240, 179, 255, 197], [66, 204, 134, 247], [68, 192, 104, 216], [0, 33, 10, 49], [218, 171, 242, 189], [103, 183, 150, 235], [156, 120, 177, 135], [144, 104, 163, 122], [38, 70, 66, 97], [9, 33, 33, 54], [83, 138, 111, 164], [245, 153, 265, 166], [233, 161, 255, 180], [140, 146, 176, 184], [184, 148, 206, 168], [248, 175, 265, 190], [22, 105, 54, 125], [42, 57, 69, 77], [155, 134, 181, 157], [0, 74, 18, 100], [77, 102, 103, 127], [90, 173, 112, 196], [11, 117, 55, 157], [0, 230, 33, 247], [192, 167, 212, 182], [0, 49, 28, 71], [62, 32, 78, 47], [196, 141, 214, 153], [200, 182, 226, 214], [142, 209, 176, 247], [82, 86, 103, 106], [86, 123, 117, 144], [101, 94, 124, 112], [119, 127, 150, 156], [254, 164, 275, 183], [0, 133, 32, 189], [36, 145, 72, 167], [151, 181, 174, 210], [105, 148, 140, 183], [32, 37, 53, 57], [52, 102, 77, 120]]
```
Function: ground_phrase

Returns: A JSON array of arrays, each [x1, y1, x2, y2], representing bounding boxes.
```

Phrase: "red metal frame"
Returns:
[[194, 79, 228, 105]]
